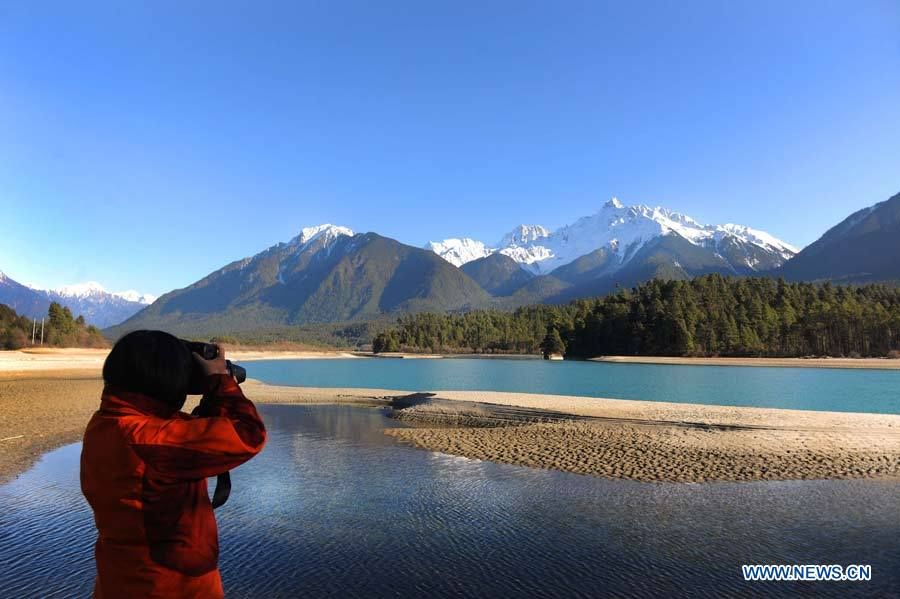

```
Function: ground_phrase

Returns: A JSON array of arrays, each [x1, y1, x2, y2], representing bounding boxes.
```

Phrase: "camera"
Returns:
[[182, 341, 247, 394]]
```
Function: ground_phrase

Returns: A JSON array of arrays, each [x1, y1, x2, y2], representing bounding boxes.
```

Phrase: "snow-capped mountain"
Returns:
[[296, 224, 354, 247], [429, 197, 798, 276], [271, 224, 355, 283], [497, 225, 550, 248], [424, 238, 493, 267], [49, 282, 157, 305], [30, 281, 156, 328], [114, 290, 158, 304], [1, 272, 156, 327], [109, 224, 488, 337]]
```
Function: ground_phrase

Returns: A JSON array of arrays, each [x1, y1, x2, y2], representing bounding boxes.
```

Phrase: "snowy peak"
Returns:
[[1, 273, 155, 327], [497, 225, 550, 248], [426, 196, 798, 276], [114, 290, 158, 304], [715, 224, 799, 260], [53, 281, 109, 299], [282, 224, 356, 261], [32, 281, 156, 305], [297, 224, 354, 245], [426, 238, 492, 267]]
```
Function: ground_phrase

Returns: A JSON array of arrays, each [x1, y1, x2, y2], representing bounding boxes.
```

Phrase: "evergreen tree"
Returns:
[[372, 275, 900, 359], [0, 302, 106, 349], [540, 328, 566, 358]]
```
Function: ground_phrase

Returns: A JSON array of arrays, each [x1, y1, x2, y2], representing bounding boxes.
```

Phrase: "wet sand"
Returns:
[[0, 372, 104, 484], [385, 399, 900, 483], [2, 349, 899, 484]]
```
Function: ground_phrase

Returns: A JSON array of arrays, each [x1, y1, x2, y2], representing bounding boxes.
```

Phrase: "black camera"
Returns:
[[182, 341, 247, 394]]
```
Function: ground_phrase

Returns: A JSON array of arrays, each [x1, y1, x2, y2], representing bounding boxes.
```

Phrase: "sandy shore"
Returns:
[[0, 348, 362, 376], [592, 355, 900, 370], [1, 349, 898, 485], [0, 348, 110, 374]]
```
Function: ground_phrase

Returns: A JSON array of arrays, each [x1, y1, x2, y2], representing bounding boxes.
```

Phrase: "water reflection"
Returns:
[[1, 404, 898, 598]]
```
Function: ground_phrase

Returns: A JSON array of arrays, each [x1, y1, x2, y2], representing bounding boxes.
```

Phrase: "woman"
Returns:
[[81, 330, 266, 598]]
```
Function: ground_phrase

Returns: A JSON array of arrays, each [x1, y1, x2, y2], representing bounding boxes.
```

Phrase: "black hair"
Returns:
[[103, 330, 193, 409]]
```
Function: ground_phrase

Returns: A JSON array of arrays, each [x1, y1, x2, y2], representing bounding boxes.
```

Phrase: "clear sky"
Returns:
[[1, 1, 898, 296]]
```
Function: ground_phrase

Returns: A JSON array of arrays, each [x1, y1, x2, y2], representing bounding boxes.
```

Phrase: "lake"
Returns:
[[1, 405, 897, 597], [248, 358, 900, 414]]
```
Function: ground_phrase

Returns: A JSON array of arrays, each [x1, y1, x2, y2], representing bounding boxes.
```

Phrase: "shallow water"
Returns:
[[249, 357, 900, 414], [1, 405, 898, 597]]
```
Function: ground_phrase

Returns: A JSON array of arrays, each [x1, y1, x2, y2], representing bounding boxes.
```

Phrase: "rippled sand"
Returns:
[[381, 392, 900, 482], [0, 372, 103, 483], [386, 411, 900, 483]]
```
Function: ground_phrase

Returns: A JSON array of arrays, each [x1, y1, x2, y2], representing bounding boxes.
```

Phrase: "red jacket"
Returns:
[[81, 374, 266, 598]]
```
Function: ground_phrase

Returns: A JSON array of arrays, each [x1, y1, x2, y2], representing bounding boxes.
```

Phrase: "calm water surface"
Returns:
[[1, 405, 898, 598], [249, 358, 900, 414]]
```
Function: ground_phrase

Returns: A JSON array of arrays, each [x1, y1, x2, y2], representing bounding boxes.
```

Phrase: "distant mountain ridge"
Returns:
[[428, 197, 797, 278], [48, 282, 157, 306], [425, 197, 799, 303], [0, 272, 49, 319], [0, 273, 155, 327]]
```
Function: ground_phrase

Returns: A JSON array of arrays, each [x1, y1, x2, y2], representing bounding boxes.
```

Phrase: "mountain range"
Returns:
[[107, 225, 489, 337], [0, 275, 155, 328], [428, 197, 800, 303], [428, 197, 797, 275], [8, 191, 900, 337]]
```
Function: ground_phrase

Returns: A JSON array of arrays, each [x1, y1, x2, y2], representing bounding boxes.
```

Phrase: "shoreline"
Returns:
[[0, 348, 364, 376], [2, 361, 899, 484], [590, 355, 900, 370], [6, 348, 900, 373]]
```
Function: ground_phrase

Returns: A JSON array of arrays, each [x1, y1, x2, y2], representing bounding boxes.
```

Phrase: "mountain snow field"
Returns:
[[428, 197, 798, 274]]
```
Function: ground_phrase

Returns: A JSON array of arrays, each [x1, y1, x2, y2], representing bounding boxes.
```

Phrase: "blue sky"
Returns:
[[1, 1, 898, 296]]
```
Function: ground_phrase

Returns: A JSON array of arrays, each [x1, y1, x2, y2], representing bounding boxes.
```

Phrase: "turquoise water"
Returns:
[[248, 358, 900, 414]]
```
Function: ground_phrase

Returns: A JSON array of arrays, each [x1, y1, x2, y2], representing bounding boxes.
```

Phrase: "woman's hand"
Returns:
[[191, 344, 230, 376]]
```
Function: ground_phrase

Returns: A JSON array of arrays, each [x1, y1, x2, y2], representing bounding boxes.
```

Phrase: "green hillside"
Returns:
[[460, 253, 534, 296], [777, 191, 900, 284], [108, 232, 490, 339]]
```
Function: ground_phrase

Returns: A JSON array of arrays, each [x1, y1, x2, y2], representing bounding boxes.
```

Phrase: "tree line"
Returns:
[[373, 275, 900, 358], [1, 302, 107, 349]]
